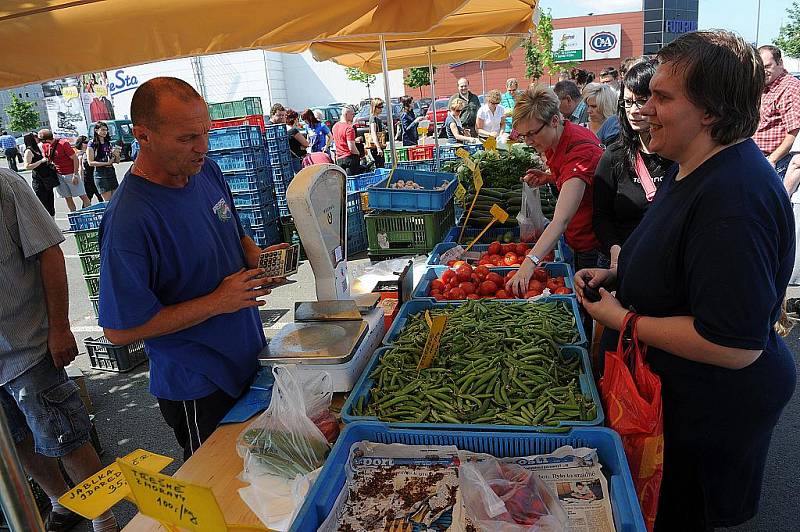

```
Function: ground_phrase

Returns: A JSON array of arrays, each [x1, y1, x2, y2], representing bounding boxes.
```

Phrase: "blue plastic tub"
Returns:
[[395, 160, 437, 172], [346, 170, 387, 193], [413, 264, 575, 301], [265, 124, 288, 140], [208, 125, 263, 152], [428, 240, 566, 265], [207, 147, 266, 173], [346, 192, 367, 255], [341, 344, 601, 430], [437, 143, 484, 161], [366, 168, 457, 212], [225, 167, 272, 193], [236, 203, 278, 229], [383, 297, 587, 347], [290, 422, 644, 532], [66, 202, 107, 232], [445, 223, 520, 244]]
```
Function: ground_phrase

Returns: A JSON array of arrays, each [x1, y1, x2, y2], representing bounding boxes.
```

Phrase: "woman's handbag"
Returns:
[[33, 148, 61, 189], [598, 313, 663, 531]]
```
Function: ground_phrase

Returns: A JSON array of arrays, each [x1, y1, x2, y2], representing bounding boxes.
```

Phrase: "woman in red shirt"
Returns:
[[507, 85, 603, 297]]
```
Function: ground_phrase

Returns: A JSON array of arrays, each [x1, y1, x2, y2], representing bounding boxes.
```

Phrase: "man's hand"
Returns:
[[209, 268, 280, 315], [244, 241, 290, 269], [48, 326, 78, 368], [521, 168, 551, 187]]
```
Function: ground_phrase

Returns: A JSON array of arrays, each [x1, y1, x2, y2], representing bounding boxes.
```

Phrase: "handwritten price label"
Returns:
[[473, 168, 483, 192], [489, 204, 509, 223], [455, 183, 467, 202], [418, 315, 448, 370], [483, 136, 497, 152], [59, 449, 173, 519], [118, 458, 226, 531]]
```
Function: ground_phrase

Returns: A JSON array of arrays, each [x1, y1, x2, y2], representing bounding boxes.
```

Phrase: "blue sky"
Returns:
[[539, 0, 794, 46]]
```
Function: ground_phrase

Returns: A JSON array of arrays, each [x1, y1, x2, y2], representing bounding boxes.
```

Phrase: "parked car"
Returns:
[[353, 102, 403, 138], [425, 98, 450, 135], [89, 119, 135, 160], [312, 105, 344, 130]]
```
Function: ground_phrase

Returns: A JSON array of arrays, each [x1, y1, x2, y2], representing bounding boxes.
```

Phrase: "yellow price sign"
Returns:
[[483, 136, 497, 152], [418, 315, 447, 370], [94, 85, 109, 97], [455, 147, 470, 160], [424, 310, 433, 328], [118, 458, 227, 531], [473, 167, 483, 193], [61, 86, 79, 100], [489, 204, 509, 223], [59, 449, 173, 519], [454, 183, 467, 202]]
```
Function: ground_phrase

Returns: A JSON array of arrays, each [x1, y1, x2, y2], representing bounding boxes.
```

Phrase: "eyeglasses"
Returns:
[[515, 121, 548, 140], [622, 97, 649, 109]]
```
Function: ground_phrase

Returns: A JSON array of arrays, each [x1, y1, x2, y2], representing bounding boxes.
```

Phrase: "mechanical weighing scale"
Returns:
[[258, 164, 385, 392]]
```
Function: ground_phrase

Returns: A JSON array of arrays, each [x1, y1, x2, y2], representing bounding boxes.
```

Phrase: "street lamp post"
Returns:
[[756, 0, 762, 45]]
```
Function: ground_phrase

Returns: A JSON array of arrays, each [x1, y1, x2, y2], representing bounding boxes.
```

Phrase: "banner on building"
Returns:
[[41, 78, 88, 138], [552, 27, 585, 63], [106, 59, 197, 119], [585, 24, 621, 61]]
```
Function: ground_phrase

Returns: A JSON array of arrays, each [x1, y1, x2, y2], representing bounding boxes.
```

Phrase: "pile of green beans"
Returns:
[[351, 300, 595, 426]]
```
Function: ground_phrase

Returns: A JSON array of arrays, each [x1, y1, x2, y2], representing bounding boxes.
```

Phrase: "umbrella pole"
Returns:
[[429, 47, 439, 170], [379, 34, 396, 168], [481, 61, 486, 96], [0, 407, 45, 531]]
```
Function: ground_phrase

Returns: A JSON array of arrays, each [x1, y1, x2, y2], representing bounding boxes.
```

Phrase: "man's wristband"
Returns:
[[525, 254, 542, 267]]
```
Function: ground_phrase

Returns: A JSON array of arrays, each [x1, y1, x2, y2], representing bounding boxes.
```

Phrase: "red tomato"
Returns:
[[533, 267, 549, 282], [495, 290, 511, 299], [524, 290, 539, 298], [456, 265, 472, 282], [442, 270, 455, 283], [430, 289, 441, 297], [486, 272, 504, 286], [503, 252, 518, 266], [504, 271, 516, 283], [514, 255, 525, 265], [554, 286, 573, 294], [480, 280, 498, 296], [488, 241, 502, 255], [442, 289, 451, 299], [554, 276, 565, 286], [466, 293, 480, 300], [446, 260, 456, 267], [460, 282, 476, 295], [449, 287, 466, 299], [448, 277, 460, 289], [528, 279, 545, 293], [543, 252, 555, 262], [515, 243, 529, 256], [453, 260, 467, 269], [478, 257, 492, 266], [431, 279, 445, 291], [492, 257, 504, 267], [475, 265, 490, 277], [433, 293, 446, 301], [546, 279, 560, 292], [488, 254, 502, 263]]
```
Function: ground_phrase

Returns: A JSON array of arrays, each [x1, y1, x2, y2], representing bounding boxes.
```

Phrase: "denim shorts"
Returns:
[[1, 355, 91, 457]]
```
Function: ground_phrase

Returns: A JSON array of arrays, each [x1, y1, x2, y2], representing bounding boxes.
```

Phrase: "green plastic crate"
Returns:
[[366, 202, 454, 258], [89, 296, 99, 319], [384, 146, 409, 163], [208, 97, 263, 120], [73, 229, 99, 254], [84, 275, 100, 298], [79, 253, 100, 276]]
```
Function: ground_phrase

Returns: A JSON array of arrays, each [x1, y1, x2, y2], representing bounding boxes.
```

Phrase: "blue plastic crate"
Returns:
[[271, 161, 294, 185], [247, 223, 282, 247], [413, 264, 575, 301], [272, 174, 295, 218], [367, 168, 457, 212], [207, 125, 263, 152], [346, 170, 388, 193], [267, 148, 291, 167], [437, 143, 484, 161], [290, 423, 645, 532], [428, 240, 566, 265], [207, 147, 266, 173], [66, 202, 107, 232], [395, 160, 437, 172], [231, 188, 275, 208], [224, 167, 272, 193], [347, 192, 367, 255], [265, 124, 288, 141], [236, 203, 278, 228], [384, 297, 586, 347]]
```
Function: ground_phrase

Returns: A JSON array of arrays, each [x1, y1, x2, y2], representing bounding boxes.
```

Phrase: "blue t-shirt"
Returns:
[[311, 123, 331, 153], [97, 160, 265, 401], [596, 115, 620, 146]]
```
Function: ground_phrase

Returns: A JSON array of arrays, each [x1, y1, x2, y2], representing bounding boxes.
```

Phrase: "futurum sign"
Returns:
[[665, 19, 698, 33]]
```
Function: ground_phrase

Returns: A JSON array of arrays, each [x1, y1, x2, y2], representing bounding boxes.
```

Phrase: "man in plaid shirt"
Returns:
[[753, 45, 800, 177]]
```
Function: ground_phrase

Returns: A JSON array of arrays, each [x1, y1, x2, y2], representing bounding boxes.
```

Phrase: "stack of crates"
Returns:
[[280, 191, 367, 258], [68, 204, 106, 319], [265, 124, 295, 218], [206, 97, 281, 248]]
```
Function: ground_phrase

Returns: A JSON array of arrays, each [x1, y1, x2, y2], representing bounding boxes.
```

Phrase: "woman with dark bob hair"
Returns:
[[576, 31, 796, 529]]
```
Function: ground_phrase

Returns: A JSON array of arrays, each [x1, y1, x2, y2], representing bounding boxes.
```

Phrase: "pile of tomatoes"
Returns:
[[428, 263, 572, 301], [444, 241, 555, 268]]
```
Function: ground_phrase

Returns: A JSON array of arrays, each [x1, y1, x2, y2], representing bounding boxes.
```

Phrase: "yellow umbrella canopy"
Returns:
[[328, 35, 525, 74], [0, 0, 467, 88]]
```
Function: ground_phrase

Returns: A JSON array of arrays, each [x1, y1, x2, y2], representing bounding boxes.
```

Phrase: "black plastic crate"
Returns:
[[84, 336, 147, 373]]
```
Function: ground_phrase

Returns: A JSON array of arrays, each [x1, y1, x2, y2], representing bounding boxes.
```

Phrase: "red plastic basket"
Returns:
[[409, 145, 434, 161], [211, 114, 265, 132]]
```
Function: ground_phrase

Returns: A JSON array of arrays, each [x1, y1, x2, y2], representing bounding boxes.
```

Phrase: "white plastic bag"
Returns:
[[459, 457, 568, 532], [238, 468, 320, 531], [298, 371, 339, 443], [236, 366, 330, 479], [517, 184, 549, 243]]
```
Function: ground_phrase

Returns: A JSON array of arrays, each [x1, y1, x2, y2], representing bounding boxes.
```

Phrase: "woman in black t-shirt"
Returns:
[[593, 59, 673, 267], [285, 109, 309, 174]]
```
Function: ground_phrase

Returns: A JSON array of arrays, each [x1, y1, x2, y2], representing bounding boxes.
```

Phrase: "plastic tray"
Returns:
[[73, 229, 100, 254], [224, 167, 272, 193], [342, 344, 601, 431], [207, 148, 266, 173], [208, 96, 262, 121], [265, 124, 289, 141], [366, 202, 455, 258], [79, 253, 100, 277], [290, 422, 644, 532], [84, 336, 147, 373], [413, 264, 575, 301], [83, 275, 100, 298], [383, 297, 587, 347], [383, 146, 410, 163], [208, 125, 263, 152], [211, 115, 265, 132], [366, 168, 457, 212], [428, 240, 566, 266], [236, 203, 278, 229], [66, 203, 107, 232], [346, 170, 388, 193]]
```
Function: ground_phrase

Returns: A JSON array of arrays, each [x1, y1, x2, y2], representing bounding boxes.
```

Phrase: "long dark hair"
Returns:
[[301, 108, 318, 128], [23, 132, 41, 155], [92, 121, 111, 147], [612, 59, 658, 177]]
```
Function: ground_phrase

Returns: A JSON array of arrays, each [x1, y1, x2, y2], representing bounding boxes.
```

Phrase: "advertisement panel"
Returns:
[[41, 78, 88, 138], [585, 24, 622, 61], [105, 58, 197, 119], [552, 27, 585, 62]]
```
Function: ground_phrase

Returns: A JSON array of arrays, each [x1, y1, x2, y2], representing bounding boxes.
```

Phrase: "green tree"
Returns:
[[523, 10, 575, 81], [775, 2, 800, 57], [345, 67, 377, 100], [5, 94, 40, 133], [404, 66, 436, 99]]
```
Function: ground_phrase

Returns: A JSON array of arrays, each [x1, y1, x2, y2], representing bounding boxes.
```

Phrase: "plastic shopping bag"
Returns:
[[236, 366, 330, 480], [599, 313, 663, 531], [298, 371, 339, 443], [238, 468, 320, 531], [459, 457, 568, 532], [517, 184, 549, 243]]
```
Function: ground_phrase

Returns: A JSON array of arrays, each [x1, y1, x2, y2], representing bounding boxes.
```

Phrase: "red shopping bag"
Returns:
[[599, 313, 663, 531]]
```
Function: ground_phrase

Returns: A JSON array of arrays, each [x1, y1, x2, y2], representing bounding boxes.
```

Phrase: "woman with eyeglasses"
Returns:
[[506, 84, 603, 303], [368, 98, 386, 168], [593, 59, 673, 269], [445, 98, 478, 144]]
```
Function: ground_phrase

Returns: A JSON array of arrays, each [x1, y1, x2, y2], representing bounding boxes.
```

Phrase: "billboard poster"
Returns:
[[585, 24, 622, 61], [105, 58, 196, 119], [552, 27, 585, 62], [78, 72, 115, 123], [41, 77, 88, 138]]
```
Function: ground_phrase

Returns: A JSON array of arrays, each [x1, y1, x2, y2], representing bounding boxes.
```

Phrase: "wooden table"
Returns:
[[121, 422, 261, 531]]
